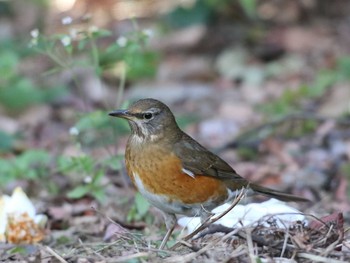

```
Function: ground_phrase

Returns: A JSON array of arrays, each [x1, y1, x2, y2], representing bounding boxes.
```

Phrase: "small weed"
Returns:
[[57, 155, 106, 203], [56, 154, 125, 203], [0, 42, 66, 112], [72, 110, 130, 148], [0, 130, 15, 152], [30, 20, 157, 149], [127, 193, 151, 223], [0, 149, 50, 187]]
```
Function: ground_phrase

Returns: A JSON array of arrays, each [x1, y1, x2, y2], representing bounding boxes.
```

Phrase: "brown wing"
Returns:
[[173, 133, 247, 184], [173, 134, 309, 202]]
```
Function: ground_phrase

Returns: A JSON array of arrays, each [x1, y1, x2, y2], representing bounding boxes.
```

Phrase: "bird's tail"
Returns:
[[250, 183, 309, 202]]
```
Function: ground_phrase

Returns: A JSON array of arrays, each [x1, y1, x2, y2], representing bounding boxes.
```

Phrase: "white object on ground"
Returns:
[[178, 199, 305, 234], [0, 187, 47, 243]]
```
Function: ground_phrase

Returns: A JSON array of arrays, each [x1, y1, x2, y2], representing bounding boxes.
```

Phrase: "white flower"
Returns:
[[69, 126, 79, 136], [142, 29, 153, 38], [0, 187, 47, 243], [62, 16, 73, 25], [61, 35, 71, 46], [116, 36, 128, 47], [30, 29, 39, 39], [84, 176, 92, 184], [88, 26, 99, 33]]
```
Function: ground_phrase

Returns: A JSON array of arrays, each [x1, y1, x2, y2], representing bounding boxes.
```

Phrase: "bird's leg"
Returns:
[[159, 213, 176, 250]]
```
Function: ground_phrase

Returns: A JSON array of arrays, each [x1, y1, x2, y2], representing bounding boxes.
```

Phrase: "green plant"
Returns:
[[72, 110, 130, 148], [99, 28, 159, 80], [0, 41, 66, 112], [57, 154, 124, 203], [0, 149, 50, 186], [31, 21, 158, 149], [164, 0, 213, 28], [164, 0, 257, 29], [259, 57, 350, 118], [31, 22, 158, 82], [0, 130, 15, 152], [66, 169, 105, 203], [238, 0, 257, 19], [58, 155, 103, 202], [127, 192, 151, 223]]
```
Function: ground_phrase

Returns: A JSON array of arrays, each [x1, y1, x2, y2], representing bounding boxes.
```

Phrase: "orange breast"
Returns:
[[125, 144, 228, 205]]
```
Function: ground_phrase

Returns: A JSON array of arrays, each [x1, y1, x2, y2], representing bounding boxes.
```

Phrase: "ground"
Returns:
[[0, 0, 350, 262]]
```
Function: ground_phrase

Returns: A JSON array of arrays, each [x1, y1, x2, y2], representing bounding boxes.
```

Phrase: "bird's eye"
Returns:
[[143, 112, 153, 120]]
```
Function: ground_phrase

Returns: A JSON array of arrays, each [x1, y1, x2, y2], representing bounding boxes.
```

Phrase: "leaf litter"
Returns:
[[1, 1, 350, 262]]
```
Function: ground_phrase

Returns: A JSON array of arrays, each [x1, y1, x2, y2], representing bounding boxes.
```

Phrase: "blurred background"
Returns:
[[0, 0, 350, 259]]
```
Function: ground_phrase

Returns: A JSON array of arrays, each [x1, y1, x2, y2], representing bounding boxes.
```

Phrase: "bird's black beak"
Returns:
[[108, 110, 132, 119]]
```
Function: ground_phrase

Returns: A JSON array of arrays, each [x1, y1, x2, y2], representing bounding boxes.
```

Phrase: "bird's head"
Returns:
[[109, 98, 181, 142]]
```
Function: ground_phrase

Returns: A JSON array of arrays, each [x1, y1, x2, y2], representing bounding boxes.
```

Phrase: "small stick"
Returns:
[[245, 227, 256, 263], [297, 252, 347, 263], [108, 252, 150, 263], [44, 246, 68, 263]]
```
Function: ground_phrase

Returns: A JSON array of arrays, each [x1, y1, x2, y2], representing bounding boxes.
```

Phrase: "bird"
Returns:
[[109, 98, 308, 249]]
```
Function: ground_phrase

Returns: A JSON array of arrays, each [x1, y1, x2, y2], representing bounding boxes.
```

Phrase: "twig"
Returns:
[[280, 228, 290, 258], [92, 206, 148, 246], [245, 227, 256, 263], [108, 252, 150, 262], [230, 244, 247, 258], [298, 252, 348, 263], [165, 228, 241, 263], [78, 238, 105, 260], [44, 246, 68, 263], [170, 188, 246, 250], [321, 235, 344, 257], [94, 240, 122, 253]]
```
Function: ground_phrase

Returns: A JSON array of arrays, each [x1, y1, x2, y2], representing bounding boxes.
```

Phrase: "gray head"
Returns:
[[109, 98, 181, 141]]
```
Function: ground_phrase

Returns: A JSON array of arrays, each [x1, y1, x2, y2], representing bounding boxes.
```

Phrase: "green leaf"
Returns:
[[127, 206, 138, 222], [0, 78, 41, 110], [57, 156, 75, 172], [73, 110, 130, 148], [337, 56, 350, 79], [0, 159, 15, 185], [310, 70, 337, 97], [0, 150, 50, 185], [11, 150, 50, 179], [91, 29, 112, 38], [7, 246, 28, 255], [67, 185, 90, 199], [239, 0, 257, 19], [77, 39, 88, 51], [92, 170, 104, 184], [0, 130, 14, 152], [91, 188, 106, 203], [56, 236, 71, 245], [0, 49, 18, 78], [75, 156, 94, 174], [135, 193, 150, 218], [165, 0, 212, 28], [75, 111, 111, 131], [101, 155, 124, 171]]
